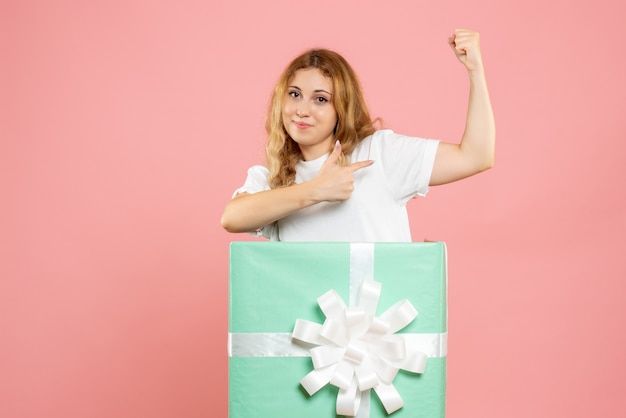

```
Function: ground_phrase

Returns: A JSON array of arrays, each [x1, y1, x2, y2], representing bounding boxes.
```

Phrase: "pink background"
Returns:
[[2, 0, 625, 417]]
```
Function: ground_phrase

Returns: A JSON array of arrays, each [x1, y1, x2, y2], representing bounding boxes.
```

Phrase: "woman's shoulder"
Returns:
[[359, 129, 403, 147], [369, 129, 396, 140], [232, 165, 270, 196], [245, 165, 270, 185], [246, 165, 269, 175], [354, 129, 399, 152], [355, 129, 394, 147], [364, 129, 436, 146], [353, 129, 438, 160]]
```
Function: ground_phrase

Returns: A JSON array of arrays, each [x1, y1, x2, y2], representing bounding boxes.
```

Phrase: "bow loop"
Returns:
[[379, 299, 418, 334]]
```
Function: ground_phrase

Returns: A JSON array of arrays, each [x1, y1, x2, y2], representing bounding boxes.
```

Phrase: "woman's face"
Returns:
[[282, 68, 338, 161]]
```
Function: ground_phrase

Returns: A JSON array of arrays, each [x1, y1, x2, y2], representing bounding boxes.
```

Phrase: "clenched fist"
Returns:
[[449, 29, 484, 73]]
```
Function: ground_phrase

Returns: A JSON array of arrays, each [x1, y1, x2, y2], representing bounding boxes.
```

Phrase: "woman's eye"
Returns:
[[316, 97, 329, 103], [288, 91, 300, 98]]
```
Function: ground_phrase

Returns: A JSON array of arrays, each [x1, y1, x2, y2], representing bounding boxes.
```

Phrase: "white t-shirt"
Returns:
[[233, 129, 439, 242]]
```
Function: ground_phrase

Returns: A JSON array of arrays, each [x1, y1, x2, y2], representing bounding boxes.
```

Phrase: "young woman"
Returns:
[[221, 29, 495, 242]]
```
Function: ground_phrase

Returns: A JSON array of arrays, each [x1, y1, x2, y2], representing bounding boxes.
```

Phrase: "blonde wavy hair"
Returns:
[[265, 48, 379, 188]]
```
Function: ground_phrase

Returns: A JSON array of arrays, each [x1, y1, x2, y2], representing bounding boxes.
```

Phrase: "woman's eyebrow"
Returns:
[[288, 85, 332, 96]]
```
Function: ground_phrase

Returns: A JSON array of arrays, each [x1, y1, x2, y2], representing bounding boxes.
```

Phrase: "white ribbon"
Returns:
[[292, 279, 427, 416], [228, 331, 446, 359]]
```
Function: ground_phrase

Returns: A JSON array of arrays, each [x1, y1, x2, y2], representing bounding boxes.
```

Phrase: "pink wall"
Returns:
[[2, 0, 625, 417]]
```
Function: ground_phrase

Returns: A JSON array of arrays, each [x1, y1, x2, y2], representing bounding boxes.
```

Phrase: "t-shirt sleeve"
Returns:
[[374, 130, 440, 202], [231, 165, 278, 240], [232, 165, 271, 197]]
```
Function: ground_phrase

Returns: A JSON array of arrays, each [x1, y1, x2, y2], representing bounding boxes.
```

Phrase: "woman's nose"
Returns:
[[295, 102, 309, 117]]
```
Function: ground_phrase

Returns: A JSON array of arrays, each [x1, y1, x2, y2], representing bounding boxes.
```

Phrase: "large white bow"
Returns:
[[292, 280, 427, 416]]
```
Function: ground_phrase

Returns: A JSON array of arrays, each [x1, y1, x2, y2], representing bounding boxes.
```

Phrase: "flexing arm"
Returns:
[[430, 29, 496, 186], [221, 141, 373, 233]]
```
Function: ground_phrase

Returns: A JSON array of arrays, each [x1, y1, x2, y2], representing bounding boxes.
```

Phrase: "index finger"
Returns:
[[348, 159, 374, 172]]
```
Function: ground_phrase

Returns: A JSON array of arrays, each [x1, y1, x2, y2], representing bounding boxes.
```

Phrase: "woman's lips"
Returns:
[[293, 121, 312, 129]]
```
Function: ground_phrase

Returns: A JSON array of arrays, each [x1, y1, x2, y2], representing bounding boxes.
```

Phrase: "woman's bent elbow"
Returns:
[[482, 155, 495, 171], [220, 212, 241, 233], [477, 147, 495, 172]]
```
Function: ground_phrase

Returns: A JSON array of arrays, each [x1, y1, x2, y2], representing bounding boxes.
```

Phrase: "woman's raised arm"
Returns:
[[430, 29, 496, 186]]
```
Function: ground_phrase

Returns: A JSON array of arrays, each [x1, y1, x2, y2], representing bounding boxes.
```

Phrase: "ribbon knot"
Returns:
[[292, 280, 427, 416]]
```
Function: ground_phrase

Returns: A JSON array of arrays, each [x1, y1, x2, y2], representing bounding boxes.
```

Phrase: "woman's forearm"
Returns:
[[220, 182, 321, 233]]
